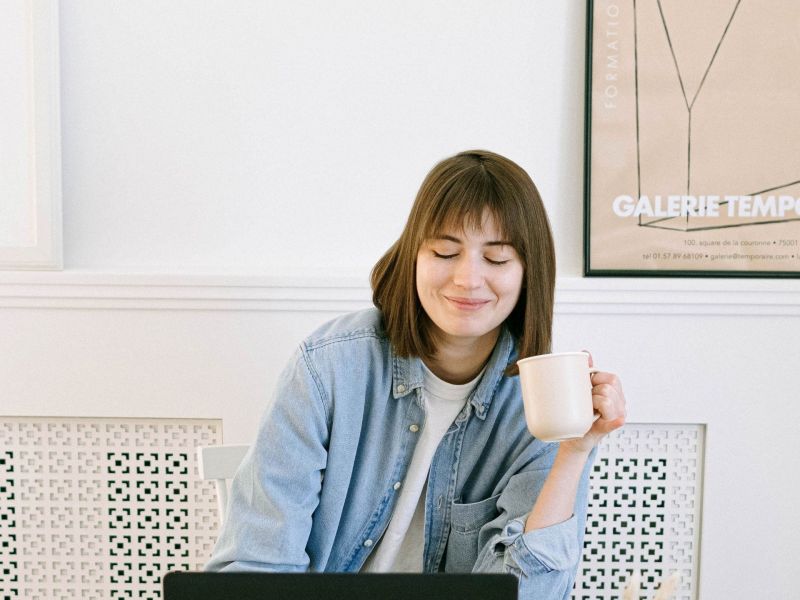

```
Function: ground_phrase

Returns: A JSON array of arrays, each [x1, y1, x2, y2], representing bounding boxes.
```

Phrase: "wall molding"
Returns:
[[0, 271, 798, 315]]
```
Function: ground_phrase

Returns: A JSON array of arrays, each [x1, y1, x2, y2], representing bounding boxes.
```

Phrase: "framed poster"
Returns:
[[584, 0, 800, 277]]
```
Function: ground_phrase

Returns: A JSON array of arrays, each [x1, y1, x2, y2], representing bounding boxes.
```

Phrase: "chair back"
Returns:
[[196, 444, 249, 526]]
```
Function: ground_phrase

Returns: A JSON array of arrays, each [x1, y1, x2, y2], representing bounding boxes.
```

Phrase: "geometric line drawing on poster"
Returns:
[[643, 179, 800, 232], [632, 0, 800, 232]]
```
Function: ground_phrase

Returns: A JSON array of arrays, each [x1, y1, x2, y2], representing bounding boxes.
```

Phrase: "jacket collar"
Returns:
[[391, 327, 516, 420]]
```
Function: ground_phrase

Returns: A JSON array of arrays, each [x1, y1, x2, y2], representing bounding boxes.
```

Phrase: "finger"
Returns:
[[592, 391, 621, 421], [588, 371, 620, 388], [592, 385, 627, 425], [591, 381, 621, 401]]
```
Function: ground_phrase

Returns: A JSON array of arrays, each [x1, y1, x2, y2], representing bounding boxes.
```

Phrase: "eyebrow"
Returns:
[[432, 235, 512, 247]]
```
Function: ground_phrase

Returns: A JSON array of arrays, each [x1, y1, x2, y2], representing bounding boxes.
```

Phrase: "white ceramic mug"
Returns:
[[516, 351, 599, 442]]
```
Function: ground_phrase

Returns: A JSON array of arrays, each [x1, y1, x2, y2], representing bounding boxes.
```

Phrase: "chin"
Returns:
[[440, 320, 498, 340]]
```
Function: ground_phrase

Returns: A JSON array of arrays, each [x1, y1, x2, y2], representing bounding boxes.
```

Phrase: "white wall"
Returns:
[[1, 1, 799, 598], [59, 0, 587, 276]]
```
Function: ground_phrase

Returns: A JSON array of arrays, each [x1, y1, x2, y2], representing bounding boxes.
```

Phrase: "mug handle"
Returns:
[[589, 367, 601, 422]]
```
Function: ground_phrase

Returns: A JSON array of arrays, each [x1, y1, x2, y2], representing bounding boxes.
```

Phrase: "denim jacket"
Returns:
[[206, 308, 594, 599]]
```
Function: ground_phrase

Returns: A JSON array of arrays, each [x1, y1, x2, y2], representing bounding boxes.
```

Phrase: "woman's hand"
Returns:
[[560, 352, 627, 455]]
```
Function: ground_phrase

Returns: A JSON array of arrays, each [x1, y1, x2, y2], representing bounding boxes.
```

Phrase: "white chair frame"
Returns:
[[196, 444, 249, 526]]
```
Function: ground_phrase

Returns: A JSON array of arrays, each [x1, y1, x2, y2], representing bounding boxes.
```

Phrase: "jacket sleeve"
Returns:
[[471, 443, 596, 600], [204, 345, 330, 572]]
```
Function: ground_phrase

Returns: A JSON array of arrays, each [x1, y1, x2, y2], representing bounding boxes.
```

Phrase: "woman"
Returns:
[[206, 150, 626, 599]]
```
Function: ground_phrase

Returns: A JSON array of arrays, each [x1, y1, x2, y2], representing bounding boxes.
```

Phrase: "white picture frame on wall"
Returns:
[[0, 0, 62, 270]]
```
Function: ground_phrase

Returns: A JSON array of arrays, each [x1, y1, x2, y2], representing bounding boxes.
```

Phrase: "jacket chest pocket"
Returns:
[[445, 493, 501, 572]]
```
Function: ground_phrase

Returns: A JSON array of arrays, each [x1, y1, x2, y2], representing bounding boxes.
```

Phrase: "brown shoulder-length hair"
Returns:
[[370, 149, 556, 376]]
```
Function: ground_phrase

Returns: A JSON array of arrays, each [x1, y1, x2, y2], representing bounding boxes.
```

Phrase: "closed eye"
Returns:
[[433, 251, 510, 265]]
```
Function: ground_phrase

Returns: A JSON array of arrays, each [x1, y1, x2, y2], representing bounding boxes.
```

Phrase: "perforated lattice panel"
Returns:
[[1, 419, 703, 599], [573, 424, 704, 600], [0, 417, 221, 600]]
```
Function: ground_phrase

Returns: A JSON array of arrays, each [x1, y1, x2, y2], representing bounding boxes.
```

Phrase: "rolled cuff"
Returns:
[[497, 515, 579, 577]]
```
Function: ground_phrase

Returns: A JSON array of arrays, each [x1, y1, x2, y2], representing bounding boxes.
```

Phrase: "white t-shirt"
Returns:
[[362, 363, 482, 572]]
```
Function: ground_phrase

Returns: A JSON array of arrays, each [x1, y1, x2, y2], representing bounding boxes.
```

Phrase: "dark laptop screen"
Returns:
[[163, 571, 518, 600]]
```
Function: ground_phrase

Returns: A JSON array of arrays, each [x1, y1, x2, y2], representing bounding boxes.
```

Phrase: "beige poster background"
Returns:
[[588, 0, 800, 274]]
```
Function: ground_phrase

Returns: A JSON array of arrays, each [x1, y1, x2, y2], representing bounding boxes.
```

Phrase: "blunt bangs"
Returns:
[[422, 164, 526, 263]]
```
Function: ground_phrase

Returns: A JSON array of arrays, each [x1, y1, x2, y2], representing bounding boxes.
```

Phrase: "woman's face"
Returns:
[[416, 211, 524, 351]]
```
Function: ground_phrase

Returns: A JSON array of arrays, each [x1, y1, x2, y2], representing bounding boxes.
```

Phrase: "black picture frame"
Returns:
[[583, 0, 800, 278]]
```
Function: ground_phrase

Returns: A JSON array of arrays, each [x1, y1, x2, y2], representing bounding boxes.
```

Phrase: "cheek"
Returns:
[[414, 252, 425, 285], [416, 256, 445, 289], [499, 269, 524, 302], [415, 256, 435, 296]]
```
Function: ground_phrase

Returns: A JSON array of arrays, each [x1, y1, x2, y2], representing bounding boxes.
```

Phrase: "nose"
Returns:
[[452, 254, 483, 289]]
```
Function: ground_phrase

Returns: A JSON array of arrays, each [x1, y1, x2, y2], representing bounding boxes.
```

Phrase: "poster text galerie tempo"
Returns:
[[612, 194, 800, 219]]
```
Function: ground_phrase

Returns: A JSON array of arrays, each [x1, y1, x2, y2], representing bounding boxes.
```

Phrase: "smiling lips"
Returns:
[[445, 296, 491, 311]]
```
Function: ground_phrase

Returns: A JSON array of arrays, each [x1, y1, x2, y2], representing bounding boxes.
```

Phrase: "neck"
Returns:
[[423, 327, 500, 384]]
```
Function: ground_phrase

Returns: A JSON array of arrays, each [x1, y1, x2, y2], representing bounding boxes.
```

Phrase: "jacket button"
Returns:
[[393, 481, 402, 490], [409, 424, 419, 433], [396, 384, 406, 393], [363, 539, 373, 547]]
